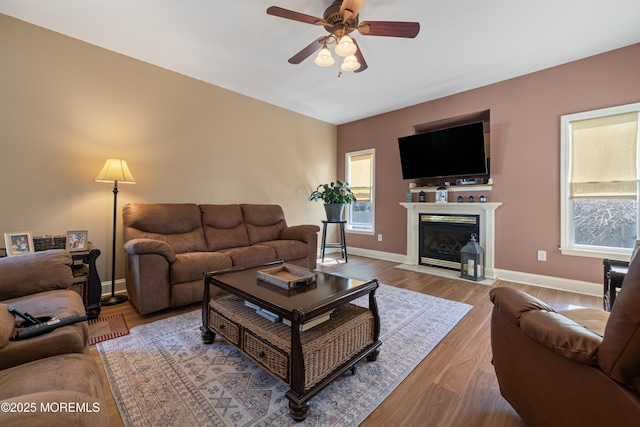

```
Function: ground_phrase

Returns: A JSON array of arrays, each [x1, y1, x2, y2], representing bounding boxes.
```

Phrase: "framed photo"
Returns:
[[67, 230, 88, 252], [4, 231, 34, 256]]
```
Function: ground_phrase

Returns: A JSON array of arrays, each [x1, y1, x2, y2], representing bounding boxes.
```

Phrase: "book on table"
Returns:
[[244, 300, 333, 331]]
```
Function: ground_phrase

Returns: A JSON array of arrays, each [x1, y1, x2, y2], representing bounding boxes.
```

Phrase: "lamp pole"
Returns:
[[96, 158, 135, 306]]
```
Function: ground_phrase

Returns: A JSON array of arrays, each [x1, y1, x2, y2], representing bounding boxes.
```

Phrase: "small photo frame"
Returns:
[[4, 231, 34, 256], [67, 230, 88, 252]]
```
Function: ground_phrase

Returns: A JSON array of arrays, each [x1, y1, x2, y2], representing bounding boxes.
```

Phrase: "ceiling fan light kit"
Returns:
[[267, 0, 420, 76], [314, 46, 335, 67], [341, 54, 361, 71], [334, 34, 357, 57]]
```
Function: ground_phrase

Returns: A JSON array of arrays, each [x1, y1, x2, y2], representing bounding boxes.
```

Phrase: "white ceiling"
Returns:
[[2, 0, 640, 125]]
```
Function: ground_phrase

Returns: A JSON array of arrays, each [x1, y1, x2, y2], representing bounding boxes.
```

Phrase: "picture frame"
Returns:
[[67, 230, 88, 252], [4, 231, 34, 256]]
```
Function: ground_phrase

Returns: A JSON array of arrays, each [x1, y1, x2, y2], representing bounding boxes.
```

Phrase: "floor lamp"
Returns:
[[95, 159, 136, 306]]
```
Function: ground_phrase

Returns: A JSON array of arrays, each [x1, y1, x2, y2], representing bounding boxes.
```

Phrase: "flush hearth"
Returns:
[[420, 214, 479, 270]]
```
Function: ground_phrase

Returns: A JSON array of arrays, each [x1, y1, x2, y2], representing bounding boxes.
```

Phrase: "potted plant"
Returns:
[[308, 180, 357, 221]]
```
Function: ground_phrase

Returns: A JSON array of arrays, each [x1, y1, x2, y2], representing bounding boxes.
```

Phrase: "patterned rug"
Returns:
[[97, 284, 471, 426], [88, 313, 129, 345]]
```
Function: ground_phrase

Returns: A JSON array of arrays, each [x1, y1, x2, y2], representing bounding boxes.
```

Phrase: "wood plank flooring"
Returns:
[[90, 255, 601, 426]]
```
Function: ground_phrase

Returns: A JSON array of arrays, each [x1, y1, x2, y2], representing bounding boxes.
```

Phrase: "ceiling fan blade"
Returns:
[[353, 39, 368, 73], [267, 6, 327, 26], [288, 38, 324, 64], [358, 21, 420, 38]]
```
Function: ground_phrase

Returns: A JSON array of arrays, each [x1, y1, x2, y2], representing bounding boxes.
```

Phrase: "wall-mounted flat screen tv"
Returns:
[[398, 121, 488, 180]]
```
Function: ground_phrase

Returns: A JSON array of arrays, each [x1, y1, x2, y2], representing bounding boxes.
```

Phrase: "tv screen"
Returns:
[[398, 121, 488, 180]]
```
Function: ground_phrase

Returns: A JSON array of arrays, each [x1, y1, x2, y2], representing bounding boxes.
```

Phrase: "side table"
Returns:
[[603, 259, 628, 312], [320, 220, 348, 262], [72, 248, 102, 319]]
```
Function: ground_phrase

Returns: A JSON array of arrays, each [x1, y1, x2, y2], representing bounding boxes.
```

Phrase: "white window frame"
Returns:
[[345, 148, 375, 235], [560, 101, 640, 259]]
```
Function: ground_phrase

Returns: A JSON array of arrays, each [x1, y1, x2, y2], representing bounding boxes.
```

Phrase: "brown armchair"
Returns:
[[489, 257, 640, 426]]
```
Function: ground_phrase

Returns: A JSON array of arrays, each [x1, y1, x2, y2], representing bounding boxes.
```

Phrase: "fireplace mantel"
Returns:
[[400, 202, 502, 279]]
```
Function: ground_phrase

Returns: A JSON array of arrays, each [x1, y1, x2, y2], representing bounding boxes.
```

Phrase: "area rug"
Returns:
[[97, 284, 472, 426], [88, 313, 129, 345]]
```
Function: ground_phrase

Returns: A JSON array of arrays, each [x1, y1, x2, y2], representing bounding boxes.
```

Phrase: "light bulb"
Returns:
[[340, 55, 361, 71], [314, 46, 335, 67], [334, 34, 357, 57]]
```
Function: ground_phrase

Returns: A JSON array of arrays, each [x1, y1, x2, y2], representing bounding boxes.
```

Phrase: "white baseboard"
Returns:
[[100, 279, 127, 297], [337, 248, 602, 297], [494, 269, 601, 297]]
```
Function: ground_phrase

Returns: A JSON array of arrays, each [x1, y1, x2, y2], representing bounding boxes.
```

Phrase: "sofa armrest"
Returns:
[[520, 310, 602, 366], [123, 238, 176, 263], [489, 287, 554, 326], [0, 249, 74, 300], [281, 224, 321, 243]]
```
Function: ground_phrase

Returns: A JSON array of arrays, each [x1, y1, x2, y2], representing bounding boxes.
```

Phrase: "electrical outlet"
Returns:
[[377, 234, 382, 241], [537, 250, 547, 261]]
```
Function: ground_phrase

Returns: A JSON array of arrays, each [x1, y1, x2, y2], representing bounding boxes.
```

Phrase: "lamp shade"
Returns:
[[314, 46, 335, 67], [334, 34, 357, 57], [95, 159, 136, 183], [340, 55, 361, 71]]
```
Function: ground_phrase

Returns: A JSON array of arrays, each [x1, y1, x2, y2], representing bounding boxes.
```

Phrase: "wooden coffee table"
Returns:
[[200, 260, 381, 421]]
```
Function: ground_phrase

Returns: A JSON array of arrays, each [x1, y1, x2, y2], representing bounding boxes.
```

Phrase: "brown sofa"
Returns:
[[123, 203, 320, 315], [0, 250, 109, 426], [489, 256, 640, 426]]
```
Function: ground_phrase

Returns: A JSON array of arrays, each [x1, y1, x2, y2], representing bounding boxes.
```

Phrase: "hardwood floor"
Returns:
[[90, 255, 601, 426]]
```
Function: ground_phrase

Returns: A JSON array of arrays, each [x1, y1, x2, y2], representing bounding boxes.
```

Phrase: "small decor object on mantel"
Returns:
[[418, 190, 426, 202], [460, 233, 485, 282], [435, 184, 448, 203], [308, 180, 357, 222]]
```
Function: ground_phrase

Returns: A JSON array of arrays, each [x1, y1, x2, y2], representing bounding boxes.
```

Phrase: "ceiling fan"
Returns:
[[267, 0, 420, 75]]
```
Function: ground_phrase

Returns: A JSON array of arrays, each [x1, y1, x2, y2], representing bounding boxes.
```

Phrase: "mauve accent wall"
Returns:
[[338, 43, 640, 284]]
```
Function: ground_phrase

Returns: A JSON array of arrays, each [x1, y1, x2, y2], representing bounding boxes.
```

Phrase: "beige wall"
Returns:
[[0, 15, 336, 282], [338, 42, 640, 284]]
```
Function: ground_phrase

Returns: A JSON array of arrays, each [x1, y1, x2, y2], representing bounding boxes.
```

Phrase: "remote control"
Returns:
[[7, 306, 41, 326], [10, 314, 87, 341]]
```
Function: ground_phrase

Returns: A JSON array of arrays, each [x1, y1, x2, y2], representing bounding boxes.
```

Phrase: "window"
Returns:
[[560, 102, 640, 258], [346, 149, 375, 233]]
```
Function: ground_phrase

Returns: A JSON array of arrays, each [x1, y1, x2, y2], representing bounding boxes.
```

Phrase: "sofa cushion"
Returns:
[[200, 204, 250, 251], [0, 353, 109, 426], [0, 290, 88, 370], [0, 249, 74, 301], [0, 303, 16, 349], [240, 204, 287, 245], [259, 240, 309, 262], [217, 245, 277, 266], [123, 203, 207, 253], [599, 255, 640, 392], [171, 252, 233, 284]]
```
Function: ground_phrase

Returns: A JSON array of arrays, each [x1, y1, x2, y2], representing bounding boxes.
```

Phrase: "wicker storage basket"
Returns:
[[209, 295, 374, 390], [33, 235, 66, 251]]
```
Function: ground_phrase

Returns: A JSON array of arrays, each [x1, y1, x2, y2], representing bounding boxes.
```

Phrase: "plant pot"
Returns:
[[324, 204, 345, 222]]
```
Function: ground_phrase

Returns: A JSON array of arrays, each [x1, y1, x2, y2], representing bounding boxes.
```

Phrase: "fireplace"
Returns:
[[419, 214, 479, 270], [401, 201, 501, 279]]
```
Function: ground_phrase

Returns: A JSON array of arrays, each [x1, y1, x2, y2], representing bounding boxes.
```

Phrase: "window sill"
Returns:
[[346, 229, 374, 236], [560, 246, 631, 261]]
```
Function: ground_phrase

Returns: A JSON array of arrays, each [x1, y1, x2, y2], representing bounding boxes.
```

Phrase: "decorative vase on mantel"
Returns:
[[324, 203, 345, 222]]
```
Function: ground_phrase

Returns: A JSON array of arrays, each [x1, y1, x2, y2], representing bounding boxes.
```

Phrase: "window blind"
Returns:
[[349, 153, 372, 201], [570, 112, 639, 199]]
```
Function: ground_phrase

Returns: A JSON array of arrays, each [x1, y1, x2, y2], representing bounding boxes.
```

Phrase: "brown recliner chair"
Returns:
[[490, 257, 640, 426]]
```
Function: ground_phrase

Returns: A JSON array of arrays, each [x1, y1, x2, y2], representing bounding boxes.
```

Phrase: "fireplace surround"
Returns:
[[401, 202, 501, 279]]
